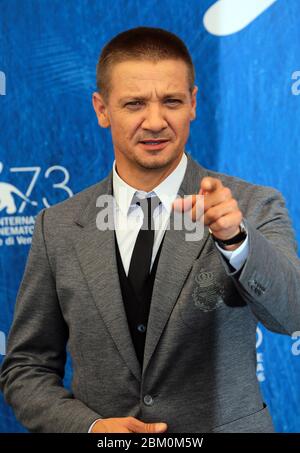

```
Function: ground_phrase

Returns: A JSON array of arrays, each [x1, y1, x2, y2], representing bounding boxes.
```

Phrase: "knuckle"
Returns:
[[223, 187, 232, 199], [230, 198, 238, 209], [217, 216, 227, 229], [237, 210, 243, 222], [126, 416, 137, 428], [205, 209, 214, 224]]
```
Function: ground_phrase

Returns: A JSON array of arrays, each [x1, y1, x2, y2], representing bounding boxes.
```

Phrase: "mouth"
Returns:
[[138, 139, 170, 150]]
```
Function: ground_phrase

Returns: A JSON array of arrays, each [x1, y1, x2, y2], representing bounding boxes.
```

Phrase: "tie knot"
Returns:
[[134, 195, 161, 230]]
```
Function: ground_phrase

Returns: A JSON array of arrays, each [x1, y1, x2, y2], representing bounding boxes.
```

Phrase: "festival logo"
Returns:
[[0, 71, 5, 96], [0, 331, 5, 356], [291, 71, 300, 96], [203, 0, 277, 36], [0, 162, 73, 248], [291, 331, 300, 356], [256, 326, 265, 382]]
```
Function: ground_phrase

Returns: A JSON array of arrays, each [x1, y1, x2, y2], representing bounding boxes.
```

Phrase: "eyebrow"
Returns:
[[119, 92, 188, 104]]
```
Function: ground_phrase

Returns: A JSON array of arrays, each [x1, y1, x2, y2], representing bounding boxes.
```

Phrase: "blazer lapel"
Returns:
[[72, 173, 142, 382], [143, 156, 210, 374]]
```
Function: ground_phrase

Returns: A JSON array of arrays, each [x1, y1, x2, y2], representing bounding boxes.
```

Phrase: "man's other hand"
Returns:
[[91, 416, 168, 433]]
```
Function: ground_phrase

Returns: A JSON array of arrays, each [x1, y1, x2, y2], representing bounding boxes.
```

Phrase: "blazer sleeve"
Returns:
[[0, 209, 101, 432], [216, 187, 300, 335]]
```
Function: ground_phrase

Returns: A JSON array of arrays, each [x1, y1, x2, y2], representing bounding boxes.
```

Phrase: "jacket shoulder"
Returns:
[[203, 167, 287, 225], [36, 177, 109, 227]]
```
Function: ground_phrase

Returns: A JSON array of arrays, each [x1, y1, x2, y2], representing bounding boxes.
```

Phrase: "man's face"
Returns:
[[93, 59, 197, 172]]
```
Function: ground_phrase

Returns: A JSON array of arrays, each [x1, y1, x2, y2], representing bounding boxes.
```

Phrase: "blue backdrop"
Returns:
[[1, 0, 300, 432]]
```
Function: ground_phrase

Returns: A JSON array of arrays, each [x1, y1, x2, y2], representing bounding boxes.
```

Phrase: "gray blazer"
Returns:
[[1, 154, 300, 433]]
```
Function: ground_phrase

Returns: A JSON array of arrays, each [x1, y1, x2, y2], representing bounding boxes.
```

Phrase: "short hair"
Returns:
[[96, 26, 195, 103]]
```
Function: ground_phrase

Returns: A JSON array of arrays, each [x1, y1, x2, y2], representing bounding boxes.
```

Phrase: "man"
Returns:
[[1, 27, 300, 433]]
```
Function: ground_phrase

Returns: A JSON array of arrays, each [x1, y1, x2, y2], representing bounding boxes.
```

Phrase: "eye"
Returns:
[[165, 99, 182, 106], [125, 101, 144, 108]]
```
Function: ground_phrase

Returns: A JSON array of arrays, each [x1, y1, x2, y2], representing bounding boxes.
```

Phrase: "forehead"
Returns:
[[109, 59, 190, 97]]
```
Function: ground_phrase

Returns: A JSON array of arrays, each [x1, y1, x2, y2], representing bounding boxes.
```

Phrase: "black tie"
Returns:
[[128, 195, 161, 299]]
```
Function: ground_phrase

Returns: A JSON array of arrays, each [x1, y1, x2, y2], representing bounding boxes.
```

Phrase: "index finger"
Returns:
[[200, 177, 223, 194]]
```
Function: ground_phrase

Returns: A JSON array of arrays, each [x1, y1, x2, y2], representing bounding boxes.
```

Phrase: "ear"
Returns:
[[190, 85, 198, 121], [92, 92, 111, 128]]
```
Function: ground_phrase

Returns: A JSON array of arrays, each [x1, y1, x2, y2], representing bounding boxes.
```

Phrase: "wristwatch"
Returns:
[[209, 219, 247, 247]]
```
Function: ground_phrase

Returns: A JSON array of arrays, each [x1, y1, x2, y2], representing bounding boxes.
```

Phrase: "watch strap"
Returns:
[[210, 221, 247, 246]]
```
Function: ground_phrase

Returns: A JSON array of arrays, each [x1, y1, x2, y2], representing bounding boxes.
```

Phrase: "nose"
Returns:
[[141, 102, 168, 132]]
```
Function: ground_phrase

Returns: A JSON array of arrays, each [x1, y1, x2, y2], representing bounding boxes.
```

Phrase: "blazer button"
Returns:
[[137, 324, 146, 333], [143, 395, 154, 406]]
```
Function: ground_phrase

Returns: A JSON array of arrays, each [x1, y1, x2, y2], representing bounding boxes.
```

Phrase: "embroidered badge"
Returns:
[[192, 270, 225, 312]]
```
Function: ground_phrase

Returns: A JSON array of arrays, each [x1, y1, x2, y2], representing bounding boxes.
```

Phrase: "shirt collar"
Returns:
[[113, 152, 187, 216]]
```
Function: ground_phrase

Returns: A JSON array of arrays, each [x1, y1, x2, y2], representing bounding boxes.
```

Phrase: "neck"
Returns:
[[115, 152, 184, 192]]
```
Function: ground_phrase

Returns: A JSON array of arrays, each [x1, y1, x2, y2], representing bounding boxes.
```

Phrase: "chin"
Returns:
[[136, 149, 179, 170], [136, 156, 172, 170]]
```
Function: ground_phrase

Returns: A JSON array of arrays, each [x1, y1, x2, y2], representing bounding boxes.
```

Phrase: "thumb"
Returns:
[[143, 422, 168, 433]]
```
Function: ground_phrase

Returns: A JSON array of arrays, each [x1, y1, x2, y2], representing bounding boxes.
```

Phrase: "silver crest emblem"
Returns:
[[192, 270, 225, 312]]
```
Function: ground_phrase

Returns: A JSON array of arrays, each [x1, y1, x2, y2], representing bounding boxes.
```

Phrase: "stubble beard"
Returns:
[[133, 147, 182, 172]]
